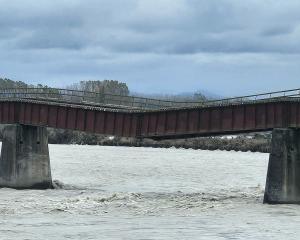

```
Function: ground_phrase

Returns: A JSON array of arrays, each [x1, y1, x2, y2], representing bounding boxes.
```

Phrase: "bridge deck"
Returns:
[[0, 95, 300, 139]]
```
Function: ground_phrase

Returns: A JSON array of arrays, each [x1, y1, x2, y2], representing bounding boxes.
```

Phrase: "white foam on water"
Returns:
[[0, 144, 299, 239]]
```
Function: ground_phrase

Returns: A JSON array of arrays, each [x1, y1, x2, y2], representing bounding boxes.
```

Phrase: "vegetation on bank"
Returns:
[[46, 128, 271, 153]]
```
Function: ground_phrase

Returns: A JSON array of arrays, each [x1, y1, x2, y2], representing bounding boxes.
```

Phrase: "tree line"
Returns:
[[0, 78, 130, 95]]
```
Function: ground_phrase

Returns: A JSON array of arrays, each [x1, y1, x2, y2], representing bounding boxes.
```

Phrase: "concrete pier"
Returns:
[[264, 128, 300, 204], [0, 124, 52, 189]]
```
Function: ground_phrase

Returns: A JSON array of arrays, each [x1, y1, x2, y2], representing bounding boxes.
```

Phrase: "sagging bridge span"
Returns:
[[1, 87, 300, 204]]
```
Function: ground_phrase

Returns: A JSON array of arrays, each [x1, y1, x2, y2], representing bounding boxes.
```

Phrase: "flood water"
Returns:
[[0, 144, 300, 239]]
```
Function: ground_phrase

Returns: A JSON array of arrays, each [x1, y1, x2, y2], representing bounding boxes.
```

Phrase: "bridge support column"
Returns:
[[0, 124, 52, 189], [264, 128, 300, 204]]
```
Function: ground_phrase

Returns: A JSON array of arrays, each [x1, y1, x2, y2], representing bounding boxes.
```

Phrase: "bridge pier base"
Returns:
[[0, 124, 52, 189], [264, 128, 300, 204]]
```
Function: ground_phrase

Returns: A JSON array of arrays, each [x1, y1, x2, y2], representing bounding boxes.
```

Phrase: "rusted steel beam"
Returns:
[[0, 99, 300, 139]]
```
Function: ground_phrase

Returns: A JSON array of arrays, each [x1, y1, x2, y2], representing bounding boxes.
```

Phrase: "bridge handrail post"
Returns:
[[103, 93, 107, 104], [96, 92, 101, 104]]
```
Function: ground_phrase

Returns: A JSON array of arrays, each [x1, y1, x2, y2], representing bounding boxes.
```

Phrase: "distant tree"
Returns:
[[0, 78, 29, 88], [68, 80, 129, 96], [0, 77, 63, 100], [35, 83, 61, 98]]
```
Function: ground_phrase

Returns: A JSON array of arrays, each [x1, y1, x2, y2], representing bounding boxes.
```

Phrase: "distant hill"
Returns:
[[131, 90, 221, 102]]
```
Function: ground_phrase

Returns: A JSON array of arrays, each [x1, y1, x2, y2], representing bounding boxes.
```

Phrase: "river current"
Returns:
[[0, 144, 299, 239]]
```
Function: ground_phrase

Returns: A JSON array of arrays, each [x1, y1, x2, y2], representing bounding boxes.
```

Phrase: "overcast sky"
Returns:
[[0, 0, 300, 96]]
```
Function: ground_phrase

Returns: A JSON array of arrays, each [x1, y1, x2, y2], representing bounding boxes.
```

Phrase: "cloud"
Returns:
[[1, 0, 300, 53], [261, 26, 295, 37], [0, 0, 300, 95]]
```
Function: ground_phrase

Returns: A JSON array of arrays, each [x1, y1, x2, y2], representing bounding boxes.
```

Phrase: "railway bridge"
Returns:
[[1, 87, 300, 204]]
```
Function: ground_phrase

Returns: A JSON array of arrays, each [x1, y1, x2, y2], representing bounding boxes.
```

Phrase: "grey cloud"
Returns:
[[1, 0, 300, 54], [98, 0, 300, 55], [15, 29, 85, 50], [0, 0, 300, 95], [0, 0, 84, 49], [261, 26, 295, 37]]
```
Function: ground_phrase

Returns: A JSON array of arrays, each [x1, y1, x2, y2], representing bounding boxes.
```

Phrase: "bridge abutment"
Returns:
[[0, 124, 52, 189], [264, 128, 300, 204]]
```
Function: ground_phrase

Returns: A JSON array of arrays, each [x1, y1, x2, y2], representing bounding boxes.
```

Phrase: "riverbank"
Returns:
[[47, 128, 271, 153], [0, 125, 271, 153]]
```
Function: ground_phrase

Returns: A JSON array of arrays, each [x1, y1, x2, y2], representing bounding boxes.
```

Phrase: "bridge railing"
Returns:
[[0, 87, 299, 109], [205, 88, 300, 106], [0, 87, 192, 109]]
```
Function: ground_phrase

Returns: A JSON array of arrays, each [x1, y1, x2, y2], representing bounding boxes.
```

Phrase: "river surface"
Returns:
[[0, 145, 300, 239]]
